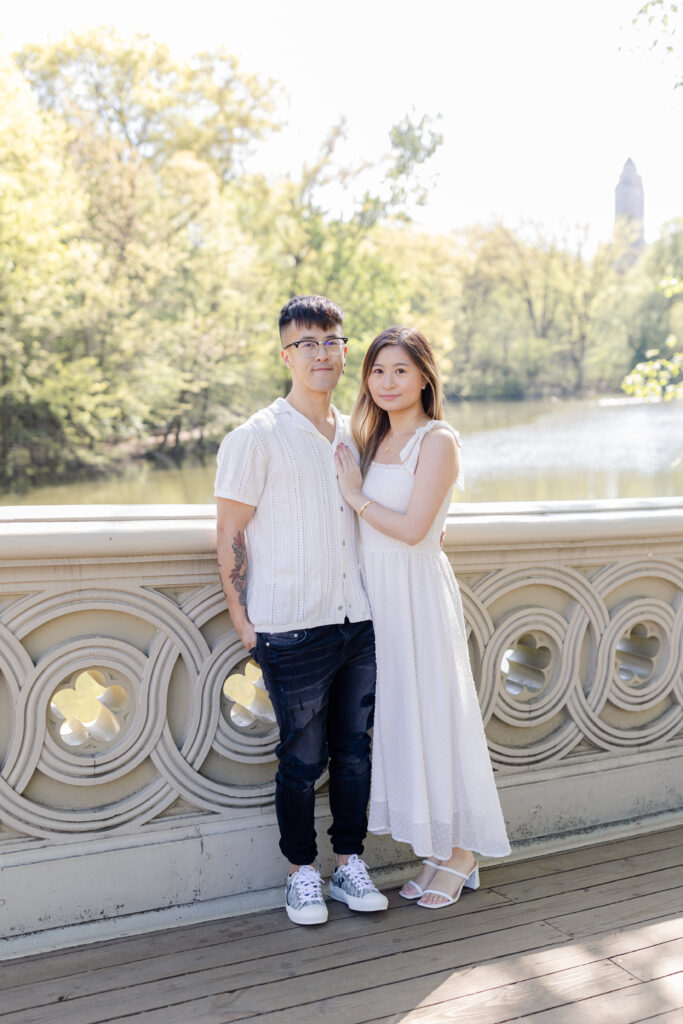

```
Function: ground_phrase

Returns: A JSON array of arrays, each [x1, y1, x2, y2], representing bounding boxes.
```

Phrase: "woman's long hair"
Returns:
[[351, 326, 445, 476]]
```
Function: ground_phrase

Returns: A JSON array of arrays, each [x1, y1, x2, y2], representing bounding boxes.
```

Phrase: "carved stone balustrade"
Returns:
[[0, 499, 681, 955]]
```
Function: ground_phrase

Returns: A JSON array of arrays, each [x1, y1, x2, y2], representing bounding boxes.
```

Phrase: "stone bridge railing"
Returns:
[[0, 499, 681, 955]]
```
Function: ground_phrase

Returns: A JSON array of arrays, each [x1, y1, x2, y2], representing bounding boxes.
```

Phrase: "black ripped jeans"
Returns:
[[255, 619, 376, 866]]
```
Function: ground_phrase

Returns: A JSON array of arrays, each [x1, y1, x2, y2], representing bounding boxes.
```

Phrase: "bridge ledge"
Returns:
[[0, 498, 681, 956]]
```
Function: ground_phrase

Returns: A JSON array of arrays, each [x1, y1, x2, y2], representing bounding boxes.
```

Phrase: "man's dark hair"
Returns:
[[278, 295, 343, 337]]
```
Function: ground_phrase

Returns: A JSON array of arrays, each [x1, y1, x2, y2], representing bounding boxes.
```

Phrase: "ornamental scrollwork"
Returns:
[[0, 549, 681, 839]]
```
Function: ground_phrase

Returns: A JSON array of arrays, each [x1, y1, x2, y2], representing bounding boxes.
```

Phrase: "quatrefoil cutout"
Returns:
[[501, 633, 552, 701], [50, 670, 130, 748], [616, 623, 661, 686], [222, 658, 276, 733]]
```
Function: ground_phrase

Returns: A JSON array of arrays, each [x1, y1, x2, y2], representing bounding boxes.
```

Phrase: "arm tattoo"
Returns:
[[228, 530, 248, 607]]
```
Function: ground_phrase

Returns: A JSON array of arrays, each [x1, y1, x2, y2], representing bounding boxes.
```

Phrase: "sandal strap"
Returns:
[[431, 864, 471, 880], [423, 860, 439, 870], [419, 888, 453, 901]]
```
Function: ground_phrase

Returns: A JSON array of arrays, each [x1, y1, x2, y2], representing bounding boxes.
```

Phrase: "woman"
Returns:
[[334, 326, 510, 908]]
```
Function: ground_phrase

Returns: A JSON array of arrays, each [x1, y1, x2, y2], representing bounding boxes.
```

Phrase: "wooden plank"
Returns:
[[384, 961, 637, 1024], [0, 884, 506, 987], [209, 904, 677, 1017], [0, 903, 301, 987], [481, 825, 683, 889], [0, 920, 557, 1024], [488, 844, 683, 904], [122, 962, 640, 1024], [0, 910, 677, 1024], [3, 869, 680, 1020], [0, 890, 510, 1014], [611, 937, 683, 981], [0, 889, 508, 1000], [546, 886, 683, 940], [209, 917, 683, 1024], [512, 971, 683, 1024], [82, 891, 675, 1024], [0, 860, 661, 1020], [1, 826, 681, 1024], [395, 918, 683, 1013]]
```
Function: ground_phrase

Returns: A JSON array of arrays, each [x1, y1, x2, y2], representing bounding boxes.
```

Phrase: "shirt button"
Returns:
[[337, 605, 343, 611], [340, 506, 344, 512], [342, 540, 346, 546]]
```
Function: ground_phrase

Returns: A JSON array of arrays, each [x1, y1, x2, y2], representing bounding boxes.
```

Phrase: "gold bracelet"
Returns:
[[358, 499, 374, 519]]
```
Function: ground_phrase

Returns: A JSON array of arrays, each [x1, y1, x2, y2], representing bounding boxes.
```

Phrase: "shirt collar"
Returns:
[[272, 397, 344, 444]]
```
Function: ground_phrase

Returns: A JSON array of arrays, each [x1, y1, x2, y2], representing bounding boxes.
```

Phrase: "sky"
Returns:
[[2, 0, 682, 245]]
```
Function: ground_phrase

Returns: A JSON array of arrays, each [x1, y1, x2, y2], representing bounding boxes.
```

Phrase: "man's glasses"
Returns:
[[283, 337, 348, 356]]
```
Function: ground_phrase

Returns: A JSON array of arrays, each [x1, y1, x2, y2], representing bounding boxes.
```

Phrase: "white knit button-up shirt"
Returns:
[[214, 398, 371, 633]]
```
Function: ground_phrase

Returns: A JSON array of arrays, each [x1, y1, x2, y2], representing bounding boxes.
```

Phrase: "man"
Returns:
[[215, 295, 388, 925]]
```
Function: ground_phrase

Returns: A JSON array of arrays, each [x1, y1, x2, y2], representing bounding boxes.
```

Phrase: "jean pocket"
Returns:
[[258, 629, 308, 648]]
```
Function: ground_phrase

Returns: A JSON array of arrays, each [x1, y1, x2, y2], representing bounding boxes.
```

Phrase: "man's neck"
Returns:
[[285, 386, 336, 439]]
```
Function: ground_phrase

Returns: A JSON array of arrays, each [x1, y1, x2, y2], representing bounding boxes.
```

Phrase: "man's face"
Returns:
[[280, 321, 347, 394]]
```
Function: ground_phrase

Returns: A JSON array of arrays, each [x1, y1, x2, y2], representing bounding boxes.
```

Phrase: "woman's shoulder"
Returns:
[[400, 419, 461, 475], [421, 420, 461, 448], [420, 421, 464, 491]]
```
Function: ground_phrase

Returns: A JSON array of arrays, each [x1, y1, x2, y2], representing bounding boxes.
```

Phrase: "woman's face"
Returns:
[[367, 344, 424, 414]]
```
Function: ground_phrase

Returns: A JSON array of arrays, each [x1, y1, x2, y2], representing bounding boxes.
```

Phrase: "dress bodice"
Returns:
[[359, 420, 461, 555]]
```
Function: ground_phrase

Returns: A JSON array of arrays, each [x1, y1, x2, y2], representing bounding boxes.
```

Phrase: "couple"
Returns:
[[215, 295, 510, 926]]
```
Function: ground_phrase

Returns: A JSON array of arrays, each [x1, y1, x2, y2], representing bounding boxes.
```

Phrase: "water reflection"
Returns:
[[446, 397, 683, 503], [2, 397, 681, 506]]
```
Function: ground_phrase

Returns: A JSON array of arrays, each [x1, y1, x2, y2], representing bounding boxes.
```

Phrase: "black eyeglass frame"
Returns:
[[282, 337, 348, 351]]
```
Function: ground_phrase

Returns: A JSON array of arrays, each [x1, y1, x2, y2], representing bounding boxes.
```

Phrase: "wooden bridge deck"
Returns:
[[1, 824, 682, 1024]]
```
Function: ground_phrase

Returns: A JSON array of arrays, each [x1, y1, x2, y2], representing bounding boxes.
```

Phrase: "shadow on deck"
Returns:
[[1, 825, 682, 1024]]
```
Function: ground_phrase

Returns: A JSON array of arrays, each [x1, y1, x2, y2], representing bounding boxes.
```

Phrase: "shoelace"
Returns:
[[341, 855, 377, 891], [293, 867, 322, 901]]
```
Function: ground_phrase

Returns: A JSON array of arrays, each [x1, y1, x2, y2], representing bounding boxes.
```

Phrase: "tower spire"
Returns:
[[615, 158, 645, 257]]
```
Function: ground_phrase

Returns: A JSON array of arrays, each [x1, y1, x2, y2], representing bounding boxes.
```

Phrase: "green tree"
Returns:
[[16, 28, 278, 182], [621, 264, 683, 399], [0, 55, 94, 486], [235, 114, 443, 407], [14, 30, 277, 468], [621, 6, 683, 398]]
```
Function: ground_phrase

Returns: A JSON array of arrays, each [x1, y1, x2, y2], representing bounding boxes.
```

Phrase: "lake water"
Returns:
[[2, 397, 682, 506]]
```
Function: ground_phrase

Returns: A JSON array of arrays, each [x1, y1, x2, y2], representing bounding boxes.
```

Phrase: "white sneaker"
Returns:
[[285, 865, 328, 925], [329, 854, 389, 912]]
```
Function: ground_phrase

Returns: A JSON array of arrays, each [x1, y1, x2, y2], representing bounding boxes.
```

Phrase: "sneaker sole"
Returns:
[[285, 902, 329, 925], [328, 883, 389, 912]]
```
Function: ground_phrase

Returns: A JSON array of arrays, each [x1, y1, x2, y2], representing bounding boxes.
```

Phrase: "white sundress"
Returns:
[[361, 420, 511, 860]]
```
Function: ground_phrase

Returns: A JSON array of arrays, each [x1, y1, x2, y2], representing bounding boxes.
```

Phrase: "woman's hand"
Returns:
[[334, 443, 364, 510]]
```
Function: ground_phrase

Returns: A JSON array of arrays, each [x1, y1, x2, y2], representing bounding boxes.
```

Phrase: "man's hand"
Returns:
[[238, 620, 257, 653]]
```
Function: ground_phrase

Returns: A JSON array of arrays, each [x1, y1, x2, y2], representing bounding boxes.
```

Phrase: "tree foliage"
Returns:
[[635, 2, 683, 85], [16, 29, 277, 180], [1, 27, 680, 492], [620, 3, 683, 399]]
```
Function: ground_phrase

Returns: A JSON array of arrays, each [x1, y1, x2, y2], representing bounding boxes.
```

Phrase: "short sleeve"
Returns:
[[214, 424, 268, 505]]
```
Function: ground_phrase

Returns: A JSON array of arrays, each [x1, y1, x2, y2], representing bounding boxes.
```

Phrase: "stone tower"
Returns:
[[615, 158, 645, 249]]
